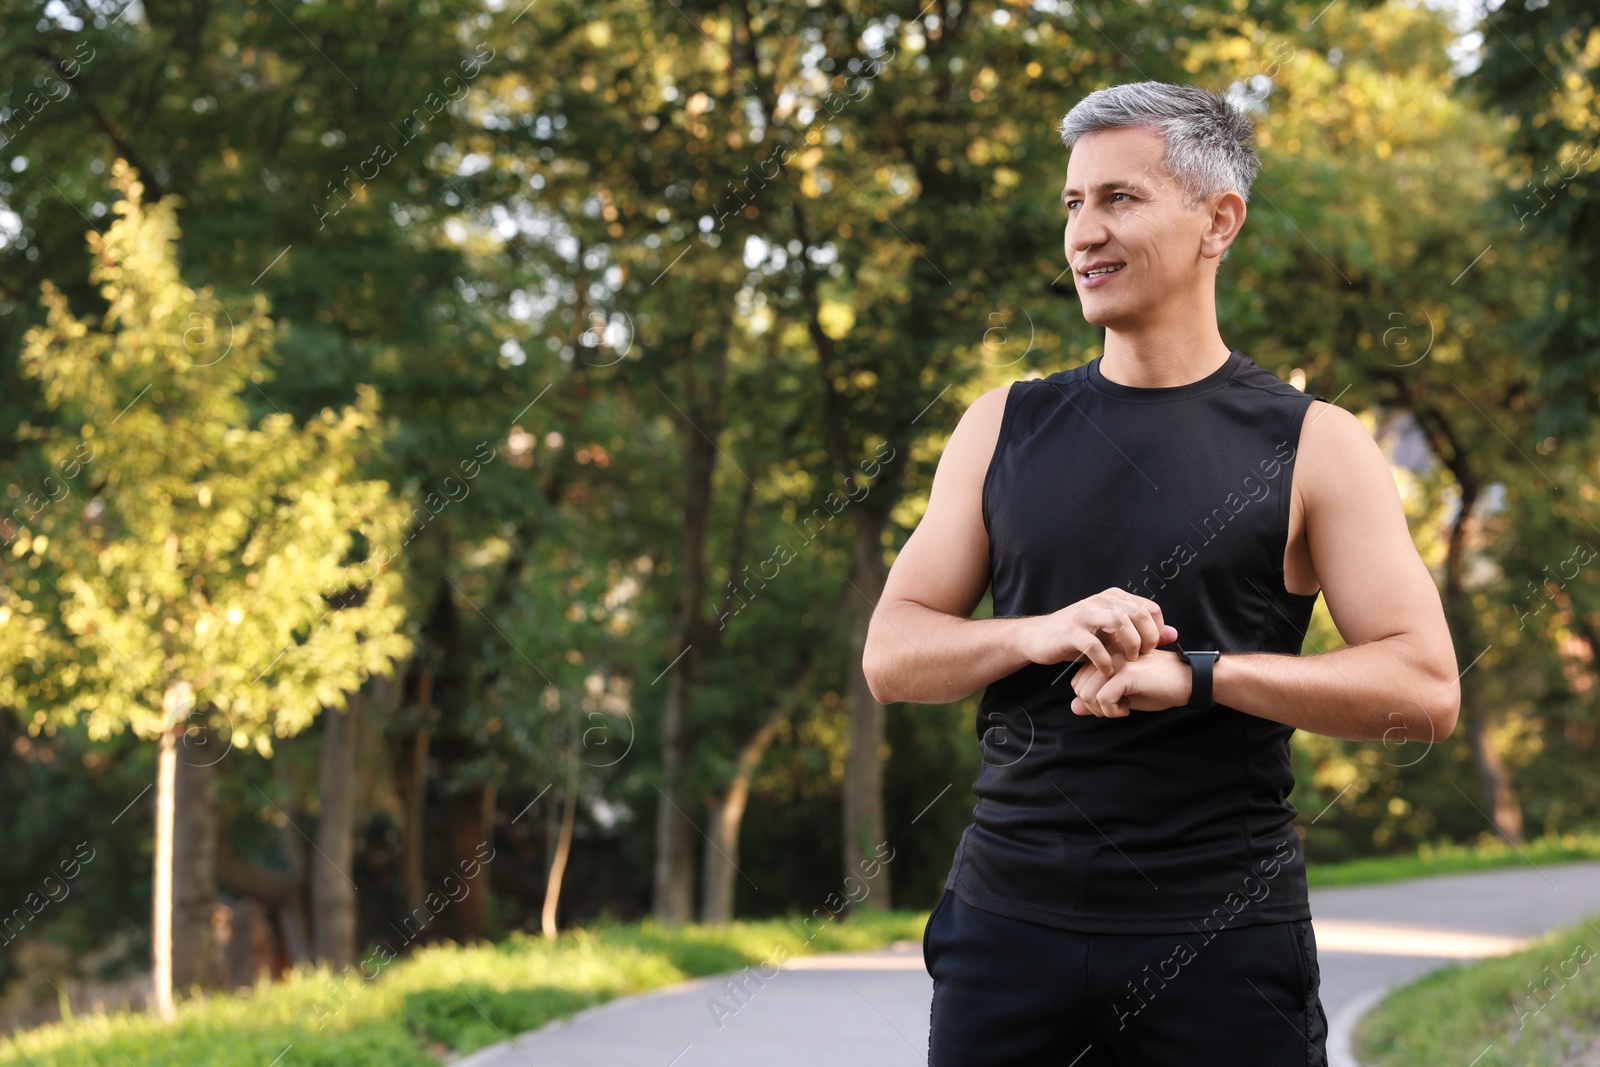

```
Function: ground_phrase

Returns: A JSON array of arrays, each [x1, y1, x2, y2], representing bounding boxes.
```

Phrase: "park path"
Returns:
[[450, 861, 1600, 1067]]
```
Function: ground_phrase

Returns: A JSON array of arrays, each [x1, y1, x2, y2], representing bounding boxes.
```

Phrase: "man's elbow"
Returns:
[[1431, 676, 1461, 741], [866, 676, 897, 706], [864, 666, 900, 706], [861, 640, 898, 706]]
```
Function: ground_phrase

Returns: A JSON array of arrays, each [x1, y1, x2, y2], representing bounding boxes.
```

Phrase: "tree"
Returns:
[[0, 1, 523, 953], [1473, 0, 1600, 436], [0, 160, 411, 1017]]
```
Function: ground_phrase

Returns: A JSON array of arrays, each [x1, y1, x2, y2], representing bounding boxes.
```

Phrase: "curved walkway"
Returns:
[[1316, 861, 1600, 1067], [452, 861, 1600, 1067]]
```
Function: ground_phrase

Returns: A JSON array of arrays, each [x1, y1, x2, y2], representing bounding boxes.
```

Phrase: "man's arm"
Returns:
[[1077, 401, 1460, 737], [863, 385, 1174, 706], [1187, 401, 1458, 741]]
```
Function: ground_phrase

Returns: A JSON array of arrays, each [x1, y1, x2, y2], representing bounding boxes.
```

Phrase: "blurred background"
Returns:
[[0, 0, 1597, 1056]]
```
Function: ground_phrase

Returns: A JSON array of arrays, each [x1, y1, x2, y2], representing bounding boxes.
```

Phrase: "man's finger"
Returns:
[[1078, 630, 1116, 676], [1114, 612, 1144, 661], [1130, 612, 1161, 657], [1107, 675, 1132, 716], [1078, 675, 1107, 717]]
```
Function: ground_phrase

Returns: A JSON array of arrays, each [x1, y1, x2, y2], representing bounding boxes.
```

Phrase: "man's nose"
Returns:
[[1068, 208, 1112, 253]]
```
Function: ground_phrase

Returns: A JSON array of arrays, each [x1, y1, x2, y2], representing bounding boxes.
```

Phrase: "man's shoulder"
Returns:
[[1294, 398, 1369, 463], [1227, 355, 1319, 401], [986, 366, 1092, 410], [1036, 362, 1093, 388], [942, 384, 1012, 466]]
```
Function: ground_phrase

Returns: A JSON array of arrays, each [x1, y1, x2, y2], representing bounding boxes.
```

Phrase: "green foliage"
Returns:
[[1357, 907, 1600, 1066], [1473, 0, 1600, 436], [1306, 832, 1600, 888], [0, 160, 411, 747]]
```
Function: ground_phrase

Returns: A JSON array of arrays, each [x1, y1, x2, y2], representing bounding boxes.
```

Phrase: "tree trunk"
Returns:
[[152, 701, 180, 1020], [1468, 706, 1525, 843], [401, 668, 434, 911], [153, 683, 219, 1015], [452, 783, 495, 942], [542, 720, 581, 937], [276, 897, 311, 967], [786, 191, 903, 918], [170, 707, 219, 996], [843, 509, 892, 912], [700, 656, 823, 923], [653, 663, 698, 923], [274, 759, 312, 967], [1437, 470, 1525, 842], [699, 718, 777, 925], [651, 333, 727, 924], [480, 782, 497, 919], [312, 694, 360, 966]]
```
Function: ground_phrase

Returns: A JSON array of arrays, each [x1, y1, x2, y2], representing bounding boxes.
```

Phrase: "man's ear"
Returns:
[[1201, 189, 1247, 261]]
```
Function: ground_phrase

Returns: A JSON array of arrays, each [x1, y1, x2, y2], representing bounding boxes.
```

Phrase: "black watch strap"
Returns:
[[1179, 648, 1220, 709]]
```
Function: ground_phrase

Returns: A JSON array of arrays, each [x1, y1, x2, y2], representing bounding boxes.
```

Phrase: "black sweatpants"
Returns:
[[924, 890, 1329, 1066]]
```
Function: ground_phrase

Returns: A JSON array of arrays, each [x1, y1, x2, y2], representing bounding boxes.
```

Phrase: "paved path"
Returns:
[[452, 862, 1600, 1067], [1314, 861, 1600, 1066]]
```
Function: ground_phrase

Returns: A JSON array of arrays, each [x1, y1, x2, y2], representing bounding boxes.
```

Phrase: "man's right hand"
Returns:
[[864, 386, 1177, 706], [1016, 588, 1179, 677]]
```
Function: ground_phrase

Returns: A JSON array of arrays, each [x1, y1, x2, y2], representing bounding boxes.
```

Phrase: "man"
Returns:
[[861, 81, 1460, 1066]]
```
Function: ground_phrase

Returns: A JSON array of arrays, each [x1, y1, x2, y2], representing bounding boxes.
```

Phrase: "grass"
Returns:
[[1355, 910, 1600, 1066], [1305, 832, 1600, 889], [0, 908, 926, 1066]]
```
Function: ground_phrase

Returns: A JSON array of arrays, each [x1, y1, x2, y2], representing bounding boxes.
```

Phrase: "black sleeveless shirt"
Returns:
[[942, 346, 1328, 933]]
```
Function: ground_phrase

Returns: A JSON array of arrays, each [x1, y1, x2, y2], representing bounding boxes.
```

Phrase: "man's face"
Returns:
[[1061, 126, 1221, 329]]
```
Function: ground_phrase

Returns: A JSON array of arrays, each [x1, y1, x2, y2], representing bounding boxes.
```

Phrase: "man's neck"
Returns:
[[1098, 329, 1233, 389]]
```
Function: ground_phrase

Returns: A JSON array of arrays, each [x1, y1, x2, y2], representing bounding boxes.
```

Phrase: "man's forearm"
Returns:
[[864, 601, 1039, 705], [1211, 636, 1459, 742]]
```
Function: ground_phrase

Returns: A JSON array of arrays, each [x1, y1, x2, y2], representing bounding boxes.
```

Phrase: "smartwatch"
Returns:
[[1177, 646, 1221, 710]]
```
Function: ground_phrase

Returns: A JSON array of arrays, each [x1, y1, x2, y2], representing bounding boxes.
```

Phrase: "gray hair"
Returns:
[[1058, 82, 1261, 209]]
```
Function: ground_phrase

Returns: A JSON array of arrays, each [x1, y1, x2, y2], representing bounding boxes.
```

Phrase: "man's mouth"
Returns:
[[1079, 263, 1125, 287]]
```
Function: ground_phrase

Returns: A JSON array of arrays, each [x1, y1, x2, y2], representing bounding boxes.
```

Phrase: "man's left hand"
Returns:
[[1070, 648, 1191, 718]]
